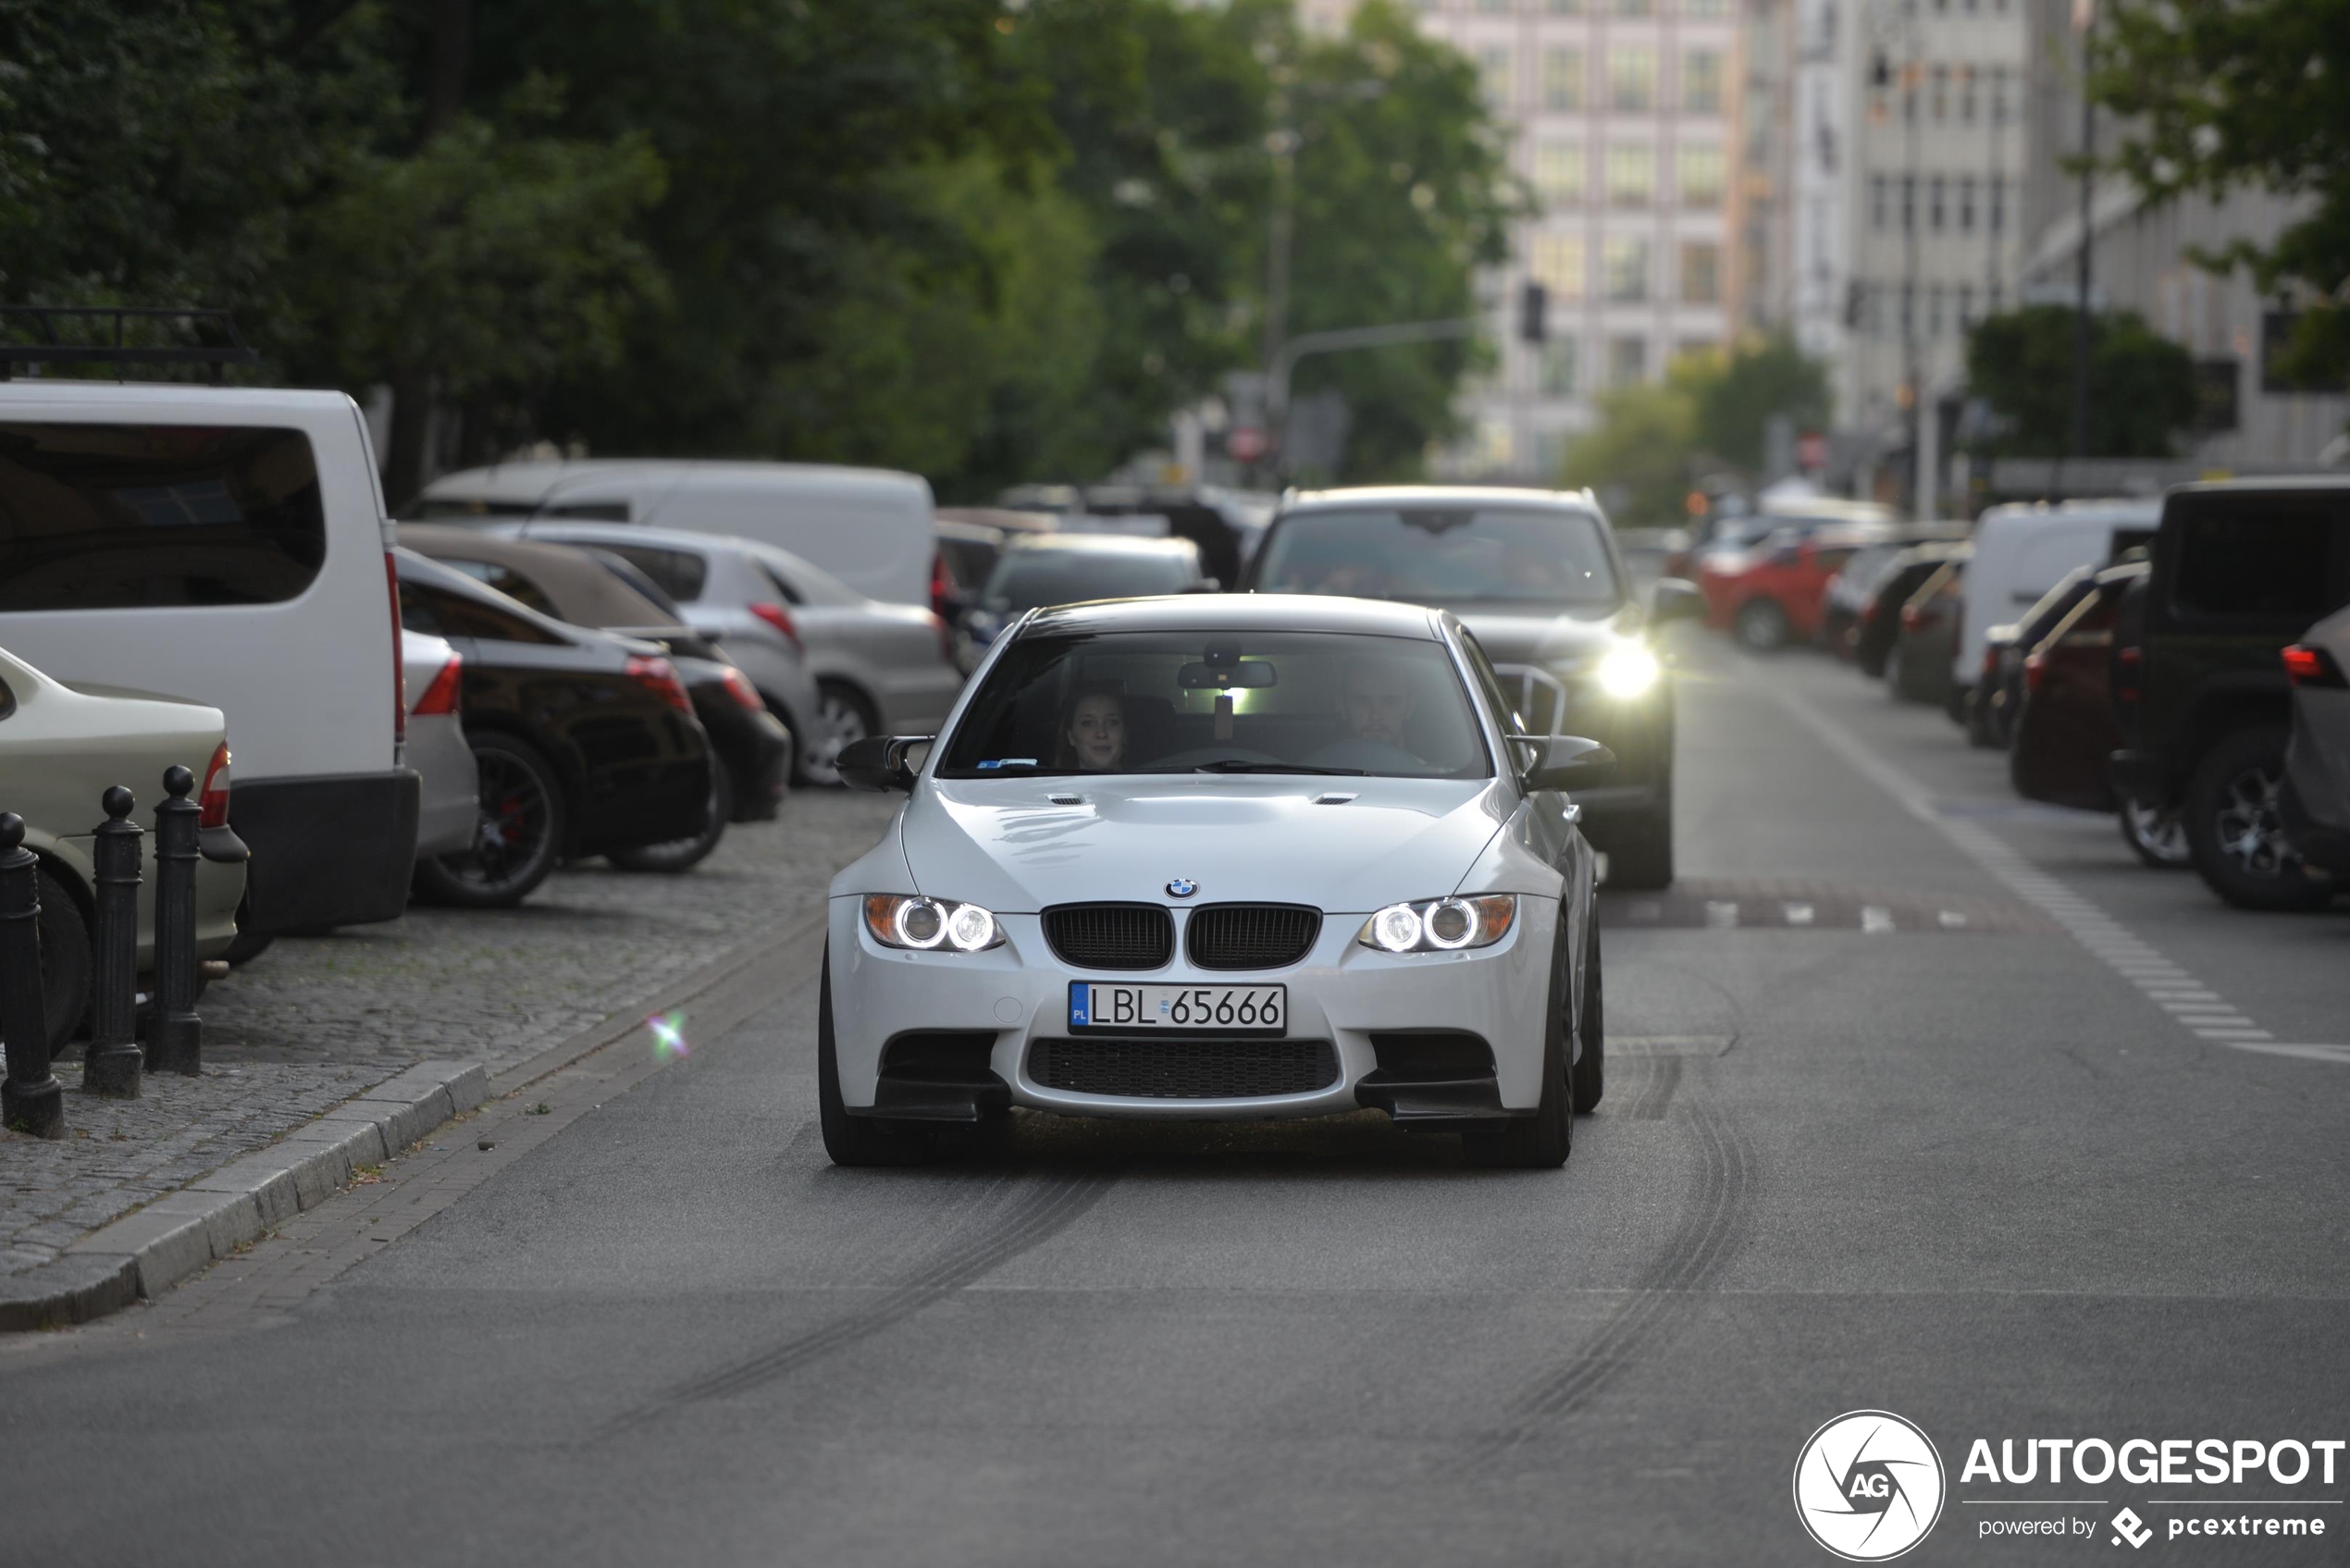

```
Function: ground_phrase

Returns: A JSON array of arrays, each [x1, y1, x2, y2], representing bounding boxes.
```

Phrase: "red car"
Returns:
[[1698, 523, 1893, 651]]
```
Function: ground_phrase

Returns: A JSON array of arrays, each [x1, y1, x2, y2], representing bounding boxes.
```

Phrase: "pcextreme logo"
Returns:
[[1794, 1410, 1948, 1562]]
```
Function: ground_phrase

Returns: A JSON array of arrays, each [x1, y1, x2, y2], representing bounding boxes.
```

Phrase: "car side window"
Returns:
[[1458, 632, 1527, 737], [431, 558, 560, 617], [604, 545, 708, 603], [402, 582, 564, 645]]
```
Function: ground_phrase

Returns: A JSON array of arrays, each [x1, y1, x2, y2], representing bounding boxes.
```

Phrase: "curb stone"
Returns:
[[0, 1060, 489, 1331]]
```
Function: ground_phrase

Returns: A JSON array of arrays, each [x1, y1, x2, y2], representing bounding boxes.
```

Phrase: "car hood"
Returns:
[[1449, 606, 1630, 669], [901, 774, 1512, 914]]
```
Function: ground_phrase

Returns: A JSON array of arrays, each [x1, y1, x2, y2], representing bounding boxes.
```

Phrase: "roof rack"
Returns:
[[0, 306, 260, 382]]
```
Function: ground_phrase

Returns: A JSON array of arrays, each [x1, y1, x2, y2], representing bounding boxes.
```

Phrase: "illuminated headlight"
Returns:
[[863, 894, 1004, 952], [1595, 643, 1662, 698], [1358, 895, 1517, 954]]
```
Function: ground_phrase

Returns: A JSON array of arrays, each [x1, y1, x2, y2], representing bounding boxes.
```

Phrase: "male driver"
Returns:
[[1342, 657, 1417, 749]]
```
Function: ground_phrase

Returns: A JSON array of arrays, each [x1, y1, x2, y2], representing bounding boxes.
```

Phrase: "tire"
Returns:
[[1571, 915, 1604, 1115], [1462, 927, 1572, 1168], [412, 734, 567, 908], [607, 763, 731, 874], [797, 682, 876, 789], [2119, 799, 2191, 870], [4, 868, 93, 1058], [817, 942, 936, 1167], [1732, 599, 1791, 653], [223, 928, 275, 966], [2183, 727, 2331, 911], [1602, 805, 1674, 891]]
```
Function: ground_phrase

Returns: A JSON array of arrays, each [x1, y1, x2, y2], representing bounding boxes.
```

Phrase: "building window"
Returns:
[[1546, 0, 1582, 11], [1529, 235, 1588, 300], [1603, 235, 1651, 301], [1959, 65, 1977, 123], [1871, 175, 1889, 231], [1928, 175, 1945, 231], [1929, 65, 1948, 120], [1681, 50, 1724, 114], [1958, 284, 1975, 326], [1606, 142, 1655, 206], [1679, 241, 1721, 303], [1987, 66, 2008, 125], [1899, 282, 1915, 338], [1899, 175, 1915, 231], [1989, 173, 2005, 234], [1534, 142, 1585, 206], [1542, 47, 1585, 111], [1540, 339, 1578, 396], [1478, 46, 1514, 110], [1958, 176, 1976, 232], [1676, 143, 1725, 206], [1614, 0, 1650, 14], [1927, 285, 1944, 336], [1608, 335, 1650, 385], [1607, 46, 1657, 111]]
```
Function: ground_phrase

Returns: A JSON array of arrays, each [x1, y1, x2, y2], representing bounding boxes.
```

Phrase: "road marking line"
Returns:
[[1938, 909, 1968, 928], [1783, 902, 1814, 924], [1763, 677, 2348, 1068], [1705, 900, 1738, 928], [1861, 905, 1895, 932]]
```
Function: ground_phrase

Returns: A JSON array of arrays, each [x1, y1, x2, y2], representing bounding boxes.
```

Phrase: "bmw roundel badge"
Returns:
[[1166, 877, 1199, 898]]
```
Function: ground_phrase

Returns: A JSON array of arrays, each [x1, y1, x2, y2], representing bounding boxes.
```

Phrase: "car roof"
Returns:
[[397, 524, 680, 628], [0, 381, 361, 416], [1279, 484, 1601, 514], [1003, 532, 1200, 556], [417, 459, 928, 505], [1020, 593, 1444, 640]]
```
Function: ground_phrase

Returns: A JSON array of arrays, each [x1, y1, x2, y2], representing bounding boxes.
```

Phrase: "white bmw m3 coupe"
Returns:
[[821, 595, 1616, 1167]]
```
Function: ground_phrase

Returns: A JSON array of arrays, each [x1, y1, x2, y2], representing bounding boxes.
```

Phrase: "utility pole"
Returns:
[[2069, 3, 2096, 462]]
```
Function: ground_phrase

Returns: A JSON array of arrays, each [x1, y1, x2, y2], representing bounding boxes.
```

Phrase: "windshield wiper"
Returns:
[[1185, 760, 1367, 776]]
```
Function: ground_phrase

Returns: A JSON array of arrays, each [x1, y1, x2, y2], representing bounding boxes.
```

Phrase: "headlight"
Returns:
[[1595, 643, 1662, 699], [1358, 895, 1516, 954], [863, 894, 1005, 952]]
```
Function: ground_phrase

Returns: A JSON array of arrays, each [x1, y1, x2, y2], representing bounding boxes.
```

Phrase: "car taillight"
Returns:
[[1900, 604, 1923, 630], [930, 551, 953, 620], [198, 742, 232, 830], [626, 654, 694, 714], [2022, 652, 2047, 695], [2283, 644, 2348, 687], [1981, 645, 2000, 676], [719, 665, 767, 712], [748, 600, 803, 655], [2115, 645, 2143, 702], [413, 651, 464, 716], [928, 610, 953, 664], [385, 550, 405, 746]]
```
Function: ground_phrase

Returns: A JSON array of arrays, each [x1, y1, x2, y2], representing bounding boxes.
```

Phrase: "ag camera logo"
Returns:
[[1794, 1410, 1948, 1561]]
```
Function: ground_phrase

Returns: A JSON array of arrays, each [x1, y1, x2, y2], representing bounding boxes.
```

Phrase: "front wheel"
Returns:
[[818, 943, 937, 1167], [607, 764, 731, 874], [413, 734, 566, 908], [2184, 727, 2331, 911], [1571, 916, 1604, 1114], [1733, 599, 1790, 653], [2120, 799, 2191, 870]]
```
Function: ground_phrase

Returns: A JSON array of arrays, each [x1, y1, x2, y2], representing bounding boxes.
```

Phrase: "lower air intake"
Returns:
[[1028, 1037, 1339, 1099]]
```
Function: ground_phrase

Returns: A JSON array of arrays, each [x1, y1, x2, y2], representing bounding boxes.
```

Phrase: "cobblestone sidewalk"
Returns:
[[0, 792, 896, 1278]]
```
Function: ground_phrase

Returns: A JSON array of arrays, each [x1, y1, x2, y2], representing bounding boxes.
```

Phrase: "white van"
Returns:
[[0, 381, 417, 937], [1954, 499, 2160, 683], [414, 461, 937, 608]]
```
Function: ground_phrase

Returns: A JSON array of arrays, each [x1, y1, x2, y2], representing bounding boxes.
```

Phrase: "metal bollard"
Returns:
[[147, 765, 203, 1077], [0, 813, 66, 1139], [82, 785, 142, 1098]]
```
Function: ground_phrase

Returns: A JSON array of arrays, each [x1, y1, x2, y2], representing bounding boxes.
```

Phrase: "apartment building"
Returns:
[[1299, 0, 1738, 481]]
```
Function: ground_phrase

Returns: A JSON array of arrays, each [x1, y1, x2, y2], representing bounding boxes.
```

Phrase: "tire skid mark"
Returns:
[[1445, 1099, 1755, 1471], [603, 1169, 1114, 1435], [1614, 1057, 1682, 1120]]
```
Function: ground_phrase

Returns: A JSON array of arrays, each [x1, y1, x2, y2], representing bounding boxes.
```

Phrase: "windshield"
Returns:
[[937, 630, 1490, 780], [1253, 506, 1619, 608], [982, 549, 1194, 611]]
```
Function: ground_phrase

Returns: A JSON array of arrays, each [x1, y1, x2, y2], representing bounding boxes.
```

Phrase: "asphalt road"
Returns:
[[6, 634, 2347, 1567]]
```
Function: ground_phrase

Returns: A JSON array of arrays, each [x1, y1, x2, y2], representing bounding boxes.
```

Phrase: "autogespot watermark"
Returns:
[[1794, 1414, 2345, 1557]]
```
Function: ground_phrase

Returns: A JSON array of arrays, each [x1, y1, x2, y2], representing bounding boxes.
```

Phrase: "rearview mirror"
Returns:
[[1650, 578, 1705, 624], [1178, 660, 1275, 689], [1520, 735, 1617, 792], [836, 735, 933, 793]]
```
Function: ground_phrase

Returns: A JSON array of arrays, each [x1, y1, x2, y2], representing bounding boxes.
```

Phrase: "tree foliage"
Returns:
[[2092, 0, 2350, 388], [1963, 305, 2200, 459]]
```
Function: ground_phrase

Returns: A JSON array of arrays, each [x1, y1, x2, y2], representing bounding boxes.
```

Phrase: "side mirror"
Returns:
[[1651, 578, 1705, 624], [836, 735, 932, 793], [1518, 735, 1618, 792]]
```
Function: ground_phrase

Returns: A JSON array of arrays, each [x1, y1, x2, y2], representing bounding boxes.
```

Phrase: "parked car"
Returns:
[[962, 534, 1217, 671], [403, 629, 478, 860], [391, 551, 713, 907], [1967, 566, 2104, 748], [2110, 479, 2350, 910], [414, 460, 936, 607], [2106, 563, 2191, 868], [1240, 486, 1701, 889], [2008, 562, 2146, 811], [1951, 499, 2158, 731], [1665, 500, 1896, 581], [0, 643, 245, 1055], [2280, 604, 2350, 879], [398, 525, 791, 853], [0, 386, 417, 944], [498, 520, 961, 787], [1698, 521, 1896, 651], [1887, 552, 1969, 708], [1850, 542, 1969, 678], [932, 516, 1009, 625]]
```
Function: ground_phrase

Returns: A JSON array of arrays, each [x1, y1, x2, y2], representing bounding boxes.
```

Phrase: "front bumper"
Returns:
[[824, 896, 1561, 1122]]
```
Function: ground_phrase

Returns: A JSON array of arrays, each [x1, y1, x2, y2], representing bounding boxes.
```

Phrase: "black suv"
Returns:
[[2110, 480, 2350, 909], [1239, 486, 1701, 888]]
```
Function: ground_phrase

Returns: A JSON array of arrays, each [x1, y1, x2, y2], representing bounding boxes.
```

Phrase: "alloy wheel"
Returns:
[[2121, 800, 2190, 867], [2211, 763, 2299, 880]]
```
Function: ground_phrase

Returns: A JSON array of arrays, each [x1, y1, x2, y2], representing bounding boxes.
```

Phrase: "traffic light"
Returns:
[[1517, 279, 1548, 344]]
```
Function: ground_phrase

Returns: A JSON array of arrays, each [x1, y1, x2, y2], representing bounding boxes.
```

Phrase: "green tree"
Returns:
[[2092, 0, 2350, 388], [1560, 377, 1698, 529], [1964, 305, 2200, 458], [1690, 332, 1831, 475]]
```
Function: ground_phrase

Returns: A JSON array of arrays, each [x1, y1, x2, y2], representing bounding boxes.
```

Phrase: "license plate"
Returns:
[[1069, 982, 1286, 1034]]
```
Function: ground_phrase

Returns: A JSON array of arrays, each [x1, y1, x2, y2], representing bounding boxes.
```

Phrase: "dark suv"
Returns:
[[2110, 480, 2350, 909]]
